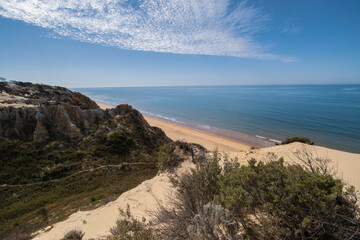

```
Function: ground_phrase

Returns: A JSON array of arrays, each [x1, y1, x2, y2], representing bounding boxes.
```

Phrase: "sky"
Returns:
[[0, 0, 359, 88]]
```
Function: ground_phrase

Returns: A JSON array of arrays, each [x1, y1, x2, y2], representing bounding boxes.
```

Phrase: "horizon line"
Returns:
[[70, 83, 360, 89]]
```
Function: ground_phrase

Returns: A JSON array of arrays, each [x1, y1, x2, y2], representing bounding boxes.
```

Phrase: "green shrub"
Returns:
[[219, 158, 359, 239], [157, 141, 202, 172], [155, 151, 223, 239], [156, 152, 360, 240], [106, 132, 134, 154], [157, 142, 177, 171], [108, 205, 155, 240], [281, 136, 314, 145], [62, 229, 84, 240]]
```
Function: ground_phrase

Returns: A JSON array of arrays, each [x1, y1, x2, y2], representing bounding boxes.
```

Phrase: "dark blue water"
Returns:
[[74, 85, 360, 153]]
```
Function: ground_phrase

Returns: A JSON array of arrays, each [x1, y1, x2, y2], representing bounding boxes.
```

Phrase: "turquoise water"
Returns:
[[74, 85, 360, 153]]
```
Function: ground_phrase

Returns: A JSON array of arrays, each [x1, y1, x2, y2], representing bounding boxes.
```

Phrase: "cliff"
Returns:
[[0, 81, 167, 145], [0, 81, 171, 238]]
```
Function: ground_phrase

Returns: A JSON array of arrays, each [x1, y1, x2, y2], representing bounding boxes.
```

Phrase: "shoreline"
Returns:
[[144, 116, 251, 152], [97, 102, 258, 152]]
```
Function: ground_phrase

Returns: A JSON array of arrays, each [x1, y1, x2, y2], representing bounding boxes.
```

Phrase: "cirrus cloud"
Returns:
[[0, 0, 294, 61]]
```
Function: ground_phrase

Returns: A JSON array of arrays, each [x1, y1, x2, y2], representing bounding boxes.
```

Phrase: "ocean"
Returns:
[[74, 85, 360, 153]]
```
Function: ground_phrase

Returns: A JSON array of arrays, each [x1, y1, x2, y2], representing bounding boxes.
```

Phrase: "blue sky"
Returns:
[[0, 0, 359, 87]]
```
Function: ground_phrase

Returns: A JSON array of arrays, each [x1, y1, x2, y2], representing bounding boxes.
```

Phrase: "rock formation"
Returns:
[[0, 81, 163, 143]]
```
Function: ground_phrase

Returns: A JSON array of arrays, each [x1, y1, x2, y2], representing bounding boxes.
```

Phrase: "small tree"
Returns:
[[0, 77, 6, 82]]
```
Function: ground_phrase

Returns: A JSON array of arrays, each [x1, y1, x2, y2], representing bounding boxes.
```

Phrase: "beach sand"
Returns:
[[144, 116, 251, 152], [32, 102, 360, 240], [96, 102, 112, 110]]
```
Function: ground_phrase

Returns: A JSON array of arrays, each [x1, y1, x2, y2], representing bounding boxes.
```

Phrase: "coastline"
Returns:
[[97, 102, 252, 152], [138, 103, 360, 191], [96, 101, 360, 188]]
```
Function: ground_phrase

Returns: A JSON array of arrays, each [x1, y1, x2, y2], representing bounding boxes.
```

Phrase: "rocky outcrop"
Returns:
[[0, 81, 98, 109], [0, 81, 107, 142], [0, 104, 106, 142], [0, 81, 166, 143]]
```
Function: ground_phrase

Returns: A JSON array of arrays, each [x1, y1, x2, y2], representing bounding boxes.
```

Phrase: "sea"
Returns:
[[74, 85, 360, 153]]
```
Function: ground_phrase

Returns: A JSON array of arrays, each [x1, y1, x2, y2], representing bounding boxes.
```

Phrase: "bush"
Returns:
[[155, 151, 223, 239], [219, 158, 359, 239], [108, 205, 155, 240], [62, 229, 84, 240], [187, 202, 238, 240], [157, 142, 177, 171], [155, 152, 360, 240], [106, 132, 134, 154], [157, 141, 206, 172], [281, 136, 314, 145]]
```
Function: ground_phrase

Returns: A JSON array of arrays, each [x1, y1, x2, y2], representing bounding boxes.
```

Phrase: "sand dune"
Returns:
[[33, 159, 195, 240]]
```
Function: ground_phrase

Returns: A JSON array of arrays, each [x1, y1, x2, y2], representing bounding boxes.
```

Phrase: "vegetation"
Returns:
[[157, 141, 206, 172], [0, 226, 31, 240], [108, 205, 155, 240], [106, 132, 134, 155], [62, 229, 84, 240], [281, 136, 314, 145], [154, 152, 360, 240], [0, 115, 168, 238]]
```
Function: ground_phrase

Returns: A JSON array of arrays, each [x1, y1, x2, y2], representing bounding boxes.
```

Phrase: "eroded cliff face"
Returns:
[[0, 81, 105, 142], [0, 81, 167, 144]]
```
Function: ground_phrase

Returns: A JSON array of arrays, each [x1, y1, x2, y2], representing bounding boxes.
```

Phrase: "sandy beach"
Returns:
[[144, 116, 251, 152]]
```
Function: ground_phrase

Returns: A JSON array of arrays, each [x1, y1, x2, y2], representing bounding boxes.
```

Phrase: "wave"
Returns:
[[197, 124, 212, 130], [256, 135, 266, 139], [139, 110, 185, 124], [269, 138, 282, 144]]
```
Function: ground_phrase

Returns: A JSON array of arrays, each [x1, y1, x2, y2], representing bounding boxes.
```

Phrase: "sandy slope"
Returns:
[[33, 160, 195, 240]]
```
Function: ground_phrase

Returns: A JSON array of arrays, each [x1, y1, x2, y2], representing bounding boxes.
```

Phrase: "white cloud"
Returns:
[[0, 0, 293, 61]]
